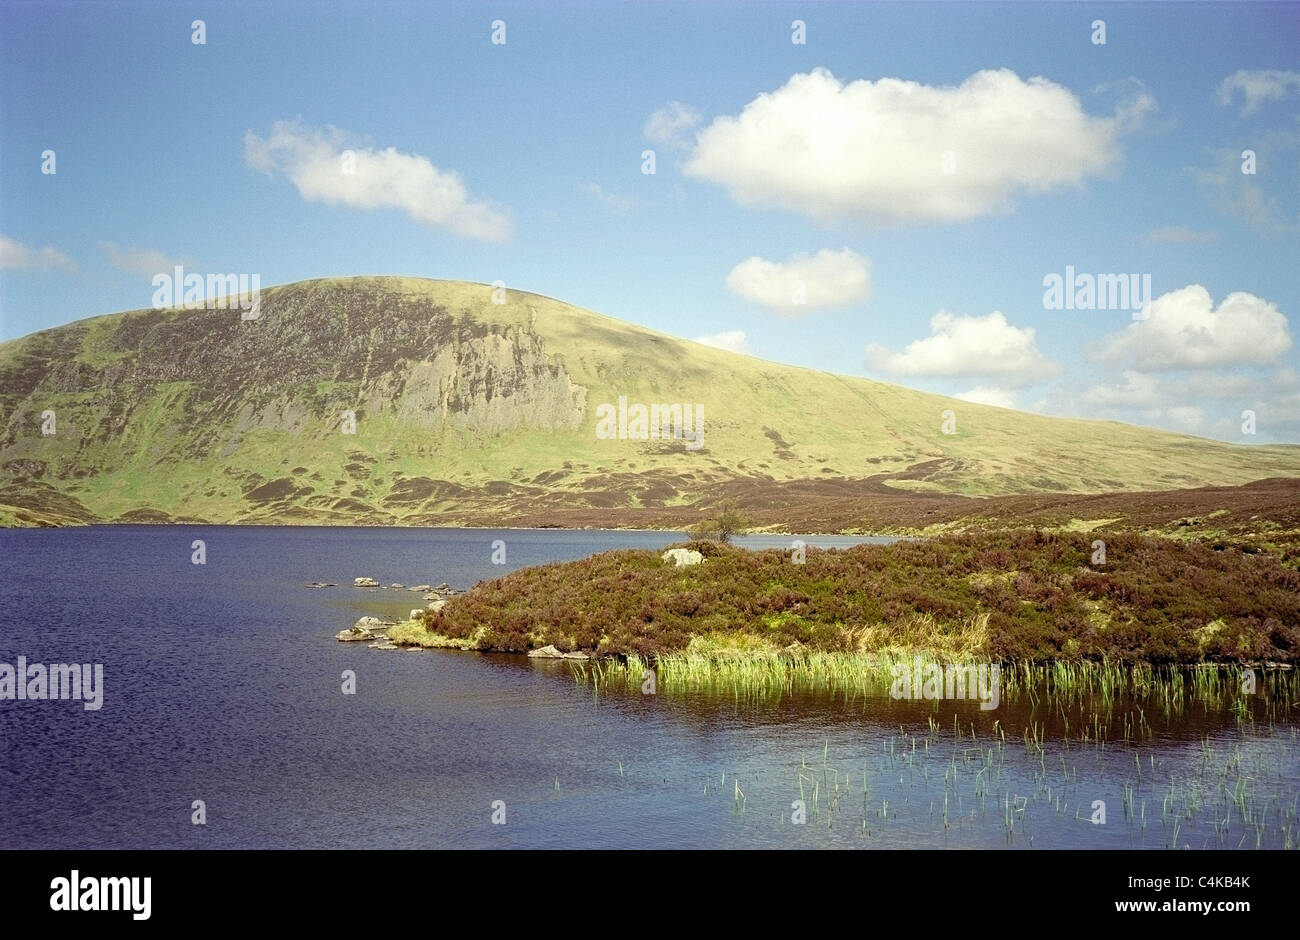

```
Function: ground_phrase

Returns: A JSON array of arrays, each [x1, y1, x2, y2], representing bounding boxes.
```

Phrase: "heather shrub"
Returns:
[[410, 530, 1299, 663]]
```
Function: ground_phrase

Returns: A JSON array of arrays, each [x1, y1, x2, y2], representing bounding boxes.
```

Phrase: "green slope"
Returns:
[[1, 276, 1296, 525]]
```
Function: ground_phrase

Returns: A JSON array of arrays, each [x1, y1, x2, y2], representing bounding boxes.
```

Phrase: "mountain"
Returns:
[[1, 276, 1297, 527]]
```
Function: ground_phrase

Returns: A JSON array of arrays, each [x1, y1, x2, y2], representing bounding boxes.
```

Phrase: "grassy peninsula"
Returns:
[[390, 530, 1300, 666]]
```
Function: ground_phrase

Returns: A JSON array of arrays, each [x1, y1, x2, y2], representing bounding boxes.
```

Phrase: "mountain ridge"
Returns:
[[1, 276, 1297, 527]]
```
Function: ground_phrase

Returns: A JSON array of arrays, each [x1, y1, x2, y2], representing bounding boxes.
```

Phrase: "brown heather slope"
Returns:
[[498, 476, 1300, 562], [401, 531, 1300, 663]]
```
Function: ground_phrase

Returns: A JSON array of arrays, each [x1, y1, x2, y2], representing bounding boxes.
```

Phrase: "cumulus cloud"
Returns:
[[100, 242, 186, 275], [953, 386, 1018, 409], [864, 311, 1060, 385], [1074, 367, 1300, 442], [244, 120, 510, 242], [1216, 69, 1300, 116], [643, 101, 702, 152], [1076, 372, 1219, 435], [692, 330, 750, 354], [0, 235, 75, 272], [725, 248, 870, 314], [1141, 225, 1217, 245], [1092, 285, 1291, 370], [684, 68, 1141, 225]]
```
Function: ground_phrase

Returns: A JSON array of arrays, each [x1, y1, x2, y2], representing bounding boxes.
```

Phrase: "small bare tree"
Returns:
[[688, 502, 749, 543]]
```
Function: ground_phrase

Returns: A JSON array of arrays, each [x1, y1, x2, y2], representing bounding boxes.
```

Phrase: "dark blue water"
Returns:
[[1, 526, 1295, 849]]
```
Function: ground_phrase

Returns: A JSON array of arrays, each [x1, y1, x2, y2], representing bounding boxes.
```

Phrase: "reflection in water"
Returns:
[[551, 655, 1299, 849]]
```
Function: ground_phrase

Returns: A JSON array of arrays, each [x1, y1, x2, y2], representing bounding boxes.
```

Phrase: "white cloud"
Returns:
[[643, 101, 702, 152], [864, 311, 1060, 385], [725, 248, 870, 314], [0, 235, 75, 272], [1165, 405, 1206, 431], [1107, 79, 1159, 134], [1216, 69, 1300, 116], [1092, 285, 1291, 370], [1193, 158, 1300, 236], [1073, 368, 1300, 442], [1081, 370, 1163, 409], [1141, 225, 1217, 245], [692, 330, 750, 354], [244, 120, 510, 242], [100, 242, 186, 275], [1075, 372, 1221, 435], [953, 386, 1018, 409], [578, 182, 642, 212], [684, 68, 1141, 225]]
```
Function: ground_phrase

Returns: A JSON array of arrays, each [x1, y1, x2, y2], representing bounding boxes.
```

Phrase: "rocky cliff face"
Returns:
[[380, 327, 586, 434], [0, 278, 606, 523], [2, 279, 587, 457]]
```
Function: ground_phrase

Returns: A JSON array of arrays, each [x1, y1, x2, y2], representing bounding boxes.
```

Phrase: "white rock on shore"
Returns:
[[662, 548, 704, 567], [335, 616, 396, 643]]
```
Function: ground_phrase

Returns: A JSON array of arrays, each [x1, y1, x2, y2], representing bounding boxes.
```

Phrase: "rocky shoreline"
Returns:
[[330, 576, 465, 650], [329, 549, 706, 656]]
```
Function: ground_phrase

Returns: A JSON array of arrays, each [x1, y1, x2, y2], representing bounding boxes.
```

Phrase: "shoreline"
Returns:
[[379, 626, 1298, 672], [359, 529, 1300, 668], [7, 476, 1298, 543], [4, 519, 898, 539]]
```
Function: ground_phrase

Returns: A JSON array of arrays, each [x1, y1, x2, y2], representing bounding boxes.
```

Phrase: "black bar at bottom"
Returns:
[[0, 849, 1284, 928]]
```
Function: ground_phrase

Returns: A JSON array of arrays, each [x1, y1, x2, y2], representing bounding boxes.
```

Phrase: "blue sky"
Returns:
[[2, 1, 1298, 441]]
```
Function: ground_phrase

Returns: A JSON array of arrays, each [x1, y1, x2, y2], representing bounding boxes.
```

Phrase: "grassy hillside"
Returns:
[[1, 276, 1297, 526]]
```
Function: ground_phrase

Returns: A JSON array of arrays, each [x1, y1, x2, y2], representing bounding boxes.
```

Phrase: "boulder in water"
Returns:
[[527, 645, 590, 660]]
